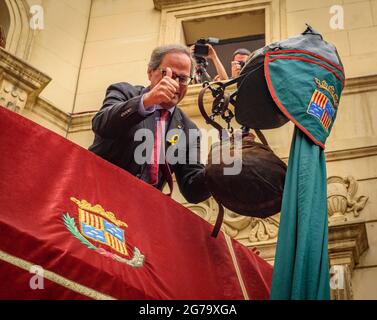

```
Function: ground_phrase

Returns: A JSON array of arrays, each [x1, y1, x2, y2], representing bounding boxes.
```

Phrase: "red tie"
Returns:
[[150, 109, 170, 185]]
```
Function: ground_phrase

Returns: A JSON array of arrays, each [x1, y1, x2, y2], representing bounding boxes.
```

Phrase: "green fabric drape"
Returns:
[[270, 127, 330, 300]]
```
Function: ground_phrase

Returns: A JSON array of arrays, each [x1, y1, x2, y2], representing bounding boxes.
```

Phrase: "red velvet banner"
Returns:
[[0, 106, 272, 300]]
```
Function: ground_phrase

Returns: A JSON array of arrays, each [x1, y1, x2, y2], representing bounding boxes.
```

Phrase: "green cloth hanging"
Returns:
[[270, 127, 330, 300]]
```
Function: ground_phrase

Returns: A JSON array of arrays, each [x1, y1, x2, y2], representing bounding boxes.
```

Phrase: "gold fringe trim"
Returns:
[[0, 249, 116, 300], [224, 235, 250, 300]]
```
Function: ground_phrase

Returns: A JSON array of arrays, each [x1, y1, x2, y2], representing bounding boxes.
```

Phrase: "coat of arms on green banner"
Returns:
[[265, 50, 345, 148]]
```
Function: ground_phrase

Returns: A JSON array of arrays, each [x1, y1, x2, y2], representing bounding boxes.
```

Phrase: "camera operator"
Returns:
[[206, 44, 229, 81], [230, 48, 251, 78], [190, 43, 228, 82], [190, 40, 251, 82], [210, 47, 251, 80]]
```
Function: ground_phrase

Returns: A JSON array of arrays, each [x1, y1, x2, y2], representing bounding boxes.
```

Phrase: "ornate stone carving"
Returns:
[[248, 216, 280, 243], [327, 176, 369, 222], [186, 196, 280, 244], [222, 212, 252, 238], [221, 211, 280, 243], [184, 200, 214, 223], [0, 47, 50, 113], [0, 79, 27, 112]]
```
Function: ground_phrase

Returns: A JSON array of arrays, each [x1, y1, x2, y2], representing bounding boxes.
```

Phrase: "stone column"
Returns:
[[327, 176, 369, 300]]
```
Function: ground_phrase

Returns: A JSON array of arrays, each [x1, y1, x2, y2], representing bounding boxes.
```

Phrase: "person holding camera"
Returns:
[[230, 48, 251, 78], [206, 46, 251, 81], [190, 42, 228, 82], [190, 38, 251, 81], [88, 44, 211, 204], [205, 44, 229, 81]]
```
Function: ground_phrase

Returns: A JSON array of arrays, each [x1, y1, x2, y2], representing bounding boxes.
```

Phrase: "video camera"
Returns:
[[192, 37, 219, 83], [193, 37, 220, 58]]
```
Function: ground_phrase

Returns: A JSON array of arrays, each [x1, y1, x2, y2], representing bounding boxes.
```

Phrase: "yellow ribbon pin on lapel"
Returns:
[[167, 134, 179, 145]]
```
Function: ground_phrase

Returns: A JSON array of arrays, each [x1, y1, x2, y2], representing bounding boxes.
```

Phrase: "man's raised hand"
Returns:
[[144, 67, 179, 108]]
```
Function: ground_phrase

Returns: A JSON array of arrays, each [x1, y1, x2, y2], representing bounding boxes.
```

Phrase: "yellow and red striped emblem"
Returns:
[[78, 209, 128, 256]]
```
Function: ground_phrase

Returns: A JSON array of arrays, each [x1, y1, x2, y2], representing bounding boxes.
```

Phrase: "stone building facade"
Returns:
[[0, 0, 376, 299]]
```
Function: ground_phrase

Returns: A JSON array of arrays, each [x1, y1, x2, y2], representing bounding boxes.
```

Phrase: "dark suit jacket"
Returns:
[[88, 82, 210, 204]]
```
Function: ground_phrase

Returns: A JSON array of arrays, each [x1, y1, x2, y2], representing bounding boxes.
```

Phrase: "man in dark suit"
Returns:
[[89, 44, 210, 204]]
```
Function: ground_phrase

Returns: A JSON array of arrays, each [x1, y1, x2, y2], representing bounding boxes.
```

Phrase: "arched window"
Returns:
[[0, 0, 34, 60]]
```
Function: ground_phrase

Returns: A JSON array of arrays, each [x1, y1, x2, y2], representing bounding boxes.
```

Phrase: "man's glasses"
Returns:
[[159, 68, 192, 86]]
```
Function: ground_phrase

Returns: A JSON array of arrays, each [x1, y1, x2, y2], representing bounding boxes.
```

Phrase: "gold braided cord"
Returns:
[[0, 249, 116, 300], [224, 235, 250, 300]]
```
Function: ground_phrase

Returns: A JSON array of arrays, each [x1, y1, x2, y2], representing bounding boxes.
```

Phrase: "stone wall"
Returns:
[[1, 0, 376, 299]]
